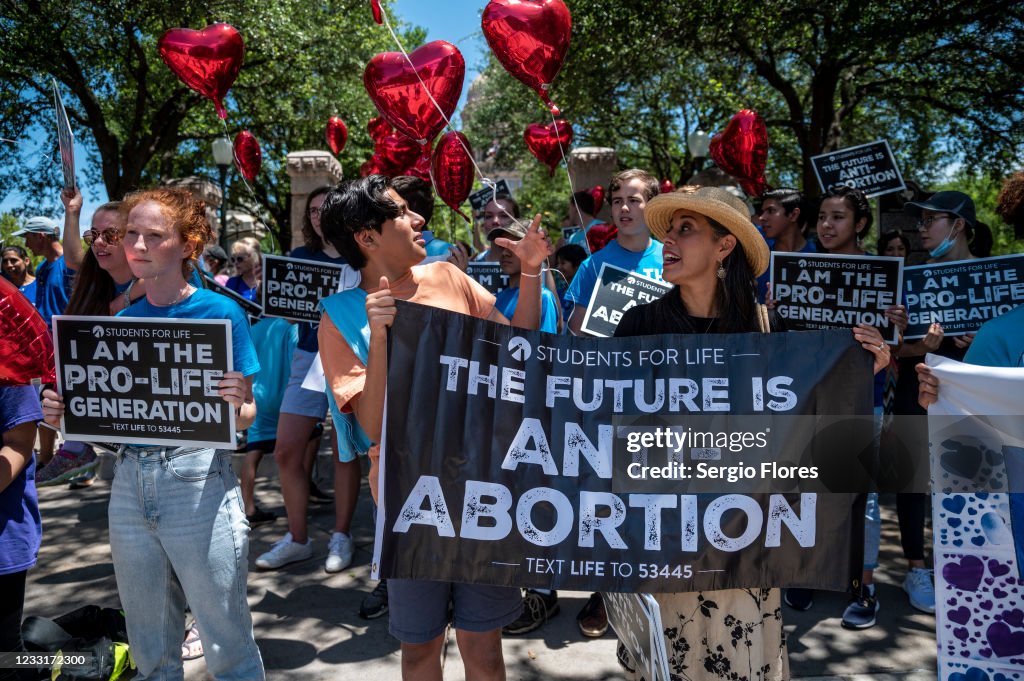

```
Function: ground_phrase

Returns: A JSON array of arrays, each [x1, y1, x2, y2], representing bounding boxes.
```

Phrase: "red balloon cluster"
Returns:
[[432, 132, 475, 220], [158, 24, 244, 120], [368, 116, 392, 143], [709, 109, 769, 198], [0, 279, 54, 386], [326, 116, 348, 156], [524, 119, 573, 176], [589, 185, 605, 209], [482, 0, 572, 115], [233, 131, 262, 182], [363, 41, 465, 145]]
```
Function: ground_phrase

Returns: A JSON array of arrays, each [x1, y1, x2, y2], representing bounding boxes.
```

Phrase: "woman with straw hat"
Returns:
[[613, 185, 890, 680]]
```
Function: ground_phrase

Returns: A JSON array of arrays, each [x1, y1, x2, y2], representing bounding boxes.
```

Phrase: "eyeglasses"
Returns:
[[83, 228, 122, 245], [917, 214, 953, 230]]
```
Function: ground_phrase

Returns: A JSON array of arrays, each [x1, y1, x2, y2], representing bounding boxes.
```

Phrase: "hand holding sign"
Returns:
[[494, 214, 552, 273], [217, 370, 247, 409], [40, 387, 64, 429], [366, 276, 397, 336], [61, 186, 83, 217], [853, 323, 891, 374], [884, 304, 908, 334]]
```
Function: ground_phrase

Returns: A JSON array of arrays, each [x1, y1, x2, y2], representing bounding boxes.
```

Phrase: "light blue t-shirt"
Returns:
[[495, 286, 560, 334], [34, 255, 75, 325], [119, 288, 260, 378], [565, 239, 664, 309], [247, 317, 298, 443], [423, 230, 454, 257], [964, 304, 1024, 368]]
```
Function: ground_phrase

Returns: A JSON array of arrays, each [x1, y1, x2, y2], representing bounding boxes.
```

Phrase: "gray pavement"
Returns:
[[27, 450, 939, 680]]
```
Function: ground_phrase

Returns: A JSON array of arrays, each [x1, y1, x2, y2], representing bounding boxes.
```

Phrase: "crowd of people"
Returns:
[[1, 162, 1022, 681]]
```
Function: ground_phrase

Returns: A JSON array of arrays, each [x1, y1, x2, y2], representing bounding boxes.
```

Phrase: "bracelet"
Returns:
[[520, 271, 542, 278]]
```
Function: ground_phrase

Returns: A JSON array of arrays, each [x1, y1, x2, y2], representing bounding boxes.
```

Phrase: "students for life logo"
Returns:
[[507, 336, 531, 362]]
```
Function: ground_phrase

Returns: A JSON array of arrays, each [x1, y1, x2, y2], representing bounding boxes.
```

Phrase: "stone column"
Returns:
[[286, 151, 343, 250], [567, 147, 617, 220]]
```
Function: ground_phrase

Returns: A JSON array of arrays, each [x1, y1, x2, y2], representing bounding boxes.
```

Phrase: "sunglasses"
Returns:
[[83, 228, 122, 246]]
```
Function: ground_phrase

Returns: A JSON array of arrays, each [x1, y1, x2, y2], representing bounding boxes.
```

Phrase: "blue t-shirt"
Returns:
[[757, 238, 818, 303], [19, 280, 38, 308], [565, 240, 664, 309], [495, 286, 560, 334], [422, 231, 454, 258], [964, 304, 1024, 368], [289, 246, 349, 353], [225, 275, 258, 302], [247, 317, 298, 443], [35, 255, 75, 325], [0, 384, 43, 575], [119, 288, 260, 378]]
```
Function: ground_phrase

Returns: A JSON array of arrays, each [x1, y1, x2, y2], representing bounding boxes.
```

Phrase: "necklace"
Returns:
[[148, 284, 193, 307]]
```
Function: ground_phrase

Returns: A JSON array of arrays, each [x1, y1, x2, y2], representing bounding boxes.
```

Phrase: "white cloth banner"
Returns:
[[927, 355, 1024, 681]]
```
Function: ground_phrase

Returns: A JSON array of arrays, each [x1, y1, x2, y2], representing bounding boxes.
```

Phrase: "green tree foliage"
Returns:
[[465, 0, 1023, 198], [0, 0, 423, 249]]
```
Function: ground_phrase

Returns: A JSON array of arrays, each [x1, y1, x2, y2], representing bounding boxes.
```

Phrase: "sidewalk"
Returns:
[[27, 450, 938, 680]]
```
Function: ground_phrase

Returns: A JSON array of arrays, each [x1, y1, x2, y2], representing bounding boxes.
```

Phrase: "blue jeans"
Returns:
[[109, 446, 264, 681]]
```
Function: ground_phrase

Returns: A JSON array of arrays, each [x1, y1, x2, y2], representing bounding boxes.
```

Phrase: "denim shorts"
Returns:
[[388, 579, 521, 644], [279, 348, 328, 419]]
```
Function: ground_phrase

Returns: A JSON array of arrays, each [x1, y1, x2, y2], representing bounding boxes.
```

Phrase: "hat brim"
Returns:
[[10, 228, 29, 237], [645, 193, 770, 276], [487, 227, 523, 242]]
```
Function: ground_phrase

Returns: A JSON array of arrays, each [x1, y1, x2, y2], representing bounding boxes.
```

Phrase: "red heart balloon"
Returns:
[[660, 178, 676, 194], [360, 156, 385, 177], [524, 119, 573, 176], [709, 109, 769, 198], [367, 116, 393, 143], [589, 185, 605, 209], [158, 24, 244, 120], [378, 132, 423, 171], [326, 116, 348, 156], [406, 148, 434, 182], [482, 0, 572, 115], [364, 41, 465, 145], [370, 0, 383, 24], [233, 131, 262, 182], [431, 132, 474, 220], [0, 278, 54, 386]]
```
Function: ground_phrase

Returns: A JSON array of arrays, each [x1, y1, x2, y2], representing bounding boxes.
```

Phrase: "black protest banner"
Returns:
[[904, 254, 1024, 339], [771, 252, 904, 343], [581, 263, 672, 337], [374, 300, 869, 593], [261, 254, 345, 323], [604, 593, 670, 681], [810, 139, 905, 198], [53, 316, 235, 448], [466, 261, 509, 294], [52, 78, 75, 191], [468, 179, 512, 212], [202, 273, 264, 319]]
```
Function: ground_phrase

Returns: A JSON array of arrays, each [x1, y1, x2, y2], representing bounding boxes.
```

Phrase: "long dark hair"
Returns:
[[66, 204, 123, 316], [302, 185, 333, 252]]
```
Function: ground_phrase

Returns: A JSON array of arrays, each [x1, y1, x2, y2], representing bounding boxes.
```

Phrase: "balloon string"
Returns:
[[376, 5, 523, 230], [218, 119, 280, 255], [549, 108, 591, 256]]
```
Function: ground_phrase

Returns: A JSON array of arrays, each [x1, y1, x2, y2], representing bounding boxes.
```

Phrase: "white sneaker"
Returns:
[[255, 532, 313, 570], [903, 567, 935, 613], [325, 532, 354, 573]]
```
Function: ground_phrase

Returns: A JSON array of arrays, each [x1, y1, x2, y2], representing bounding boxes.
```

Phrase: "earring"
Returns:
[[716, 262, 726, 280]]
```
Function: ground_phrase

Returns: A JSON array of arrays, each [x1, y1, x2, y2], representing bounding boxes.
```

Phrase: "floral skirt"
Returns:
[[621, 587, 788, 681]]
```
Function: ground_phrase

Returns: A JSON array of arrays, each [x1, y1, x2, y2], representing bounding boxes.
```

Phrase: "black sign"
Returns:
[[771, 252, 904, 343], [561, 225, 582, 242], [468, 179, 512, 212], [53, 316, 235, 448], [581, 263, 672, 337], [904, 254, 1024, 339], [202, 273, 264, 319], [261, 254, 345, 323], [810, 139, 906, 198], [373, 300, 868, 593], [604, 593, 670, 681], [466, 261, 509, 295], [52, 78, 75, 191]]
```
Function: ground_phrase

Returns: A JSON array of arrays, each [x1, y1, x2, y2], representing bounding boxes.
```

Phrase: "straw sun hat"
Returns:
[[644, 186, 770, 276]]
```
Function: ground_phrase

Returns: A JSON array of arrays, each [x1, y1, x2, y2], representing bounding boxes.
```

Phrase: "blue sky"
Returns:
[[1, 1, 489, 228]]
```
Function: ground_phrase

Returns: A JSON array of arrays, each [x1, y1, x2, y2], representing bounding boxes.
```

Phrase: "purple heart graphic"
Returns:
[[950, 518, 963, 528], [981, 648, 993, 658], [981, 600, 995, 610], [949, 607, 972, 624], [973, 536, 987, 546], [989, 560, 1012, 577], [954, 539, 965, 547], [944, 496, 968, 514], [994, 588, 1009, 599], [945, 555, 985, 591], [977, 492, 990, 499], [1002, 609, 1024, 627], [955, 626, 971, 641], [975, 619, 985, 626], [988, 621, 1024, 657], [969, 507, 980, 516], [986, 577, 996, 586]]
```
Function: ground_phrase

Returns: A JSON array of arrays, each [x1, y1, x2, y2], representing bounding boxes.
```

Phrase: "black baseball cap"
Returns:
[[904, 191, 976, 227]]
